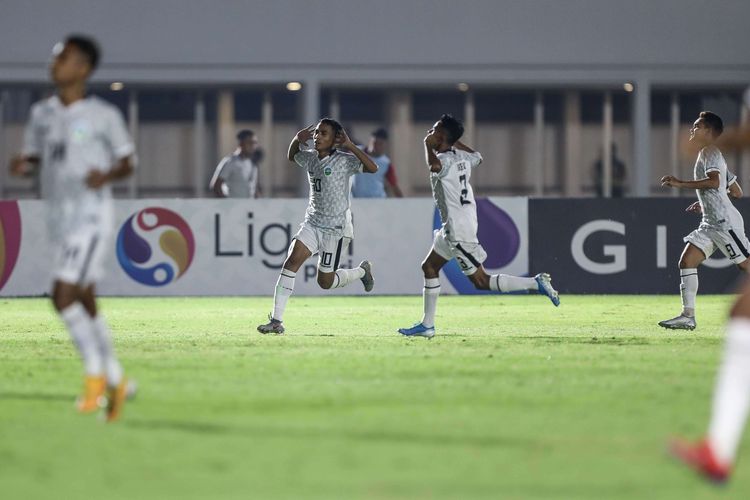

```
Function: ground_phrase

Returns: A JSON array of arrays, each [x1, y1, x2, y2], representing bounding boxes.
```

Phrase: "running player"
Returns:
[[659, 111, 750, 331], [397, 114, 559, 339], [9, 35, 134, 421], [257, 118, 378, 334]]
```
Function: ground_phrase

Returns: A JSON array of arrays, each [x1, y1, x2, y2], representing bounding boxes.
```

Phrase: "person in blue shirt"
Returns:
[[351, 128, 404, 198]]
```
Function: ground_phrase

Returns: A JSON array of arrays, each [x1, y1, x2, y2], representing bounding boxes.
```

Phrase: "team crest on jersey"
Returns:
[[324, 167, 332, 176], [71, 119, 91, 143]]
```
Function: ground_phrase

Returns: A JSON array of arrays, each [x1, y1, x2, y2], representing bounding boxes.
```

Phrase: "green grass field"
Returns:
[[1, 294, 748, 499]]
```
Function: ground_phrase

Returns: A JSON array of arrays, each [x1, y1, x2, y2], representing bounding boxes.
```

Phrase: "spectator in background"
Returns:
[[351, 128, 404, 198], [210, 129, 261, 198], [593, 143, 626, 197]]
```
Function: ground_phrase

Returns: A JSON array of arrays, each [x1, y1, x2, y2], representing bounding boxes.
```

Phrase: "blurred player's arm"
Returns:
[[288, 124, 314, 161], [8, 154, 40, 177], [661, 171, 720, 190], [86, 156, 134, 189], [729, 179, 743, 199], [338, 130, 377, 173], [424, 134, 442, 173], [454, 140, 477, 154], [717, 127, 750, 153]]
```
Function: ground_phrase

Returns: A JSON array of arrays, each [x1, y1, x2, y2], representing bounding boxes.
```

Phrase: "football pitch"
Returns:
[[0, 295, 747, 499]]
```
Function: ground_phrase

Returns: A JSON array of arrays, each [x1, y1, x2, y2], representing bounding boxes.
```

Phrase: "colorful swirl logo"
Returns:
[[0, 201, 22, 292], [433, 199, 521, 295], [116, 207, 195, 286]]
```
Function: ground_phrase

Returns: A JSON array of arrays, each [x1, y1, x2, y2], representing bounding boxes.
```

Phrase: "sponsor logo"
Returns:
[[116, 207, 195, 286], [0, 201, 22, 291], [433, 199, 521, 294]]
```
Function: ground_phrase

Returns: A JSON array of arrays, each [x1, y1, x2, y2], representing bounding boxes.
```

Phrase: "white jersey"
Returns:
[[212, 151, 259, 198], [22, 95, 134, 240], [695, 145, 744, 230], [294, 148, 362, 234], [430, 148, 483, 243]]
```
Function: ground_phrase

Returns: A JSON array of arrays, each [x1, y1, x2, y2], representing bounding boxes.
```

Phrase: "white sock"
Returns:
[[332, 267, 365, 289], [60, 303, 102, 377], [421, 278, 440, 328], [273, 270, 296, 321], [489, 274, 537, 292], [91, 314, 123, 387], [708, 318, 750, 466], [680, 268, 698, 317]]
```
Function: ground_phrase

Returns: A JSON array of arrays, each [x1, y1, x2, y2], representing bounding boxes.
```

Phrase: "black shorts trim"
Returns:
[[455, 243, 482, 268], [332, 238, 344, 270], [728, 230, 750, 258]]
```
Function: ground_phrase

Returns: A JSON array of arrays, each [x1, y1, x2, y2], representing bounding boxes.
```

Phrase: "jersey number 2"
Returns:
[[459, 175, 471, 205]]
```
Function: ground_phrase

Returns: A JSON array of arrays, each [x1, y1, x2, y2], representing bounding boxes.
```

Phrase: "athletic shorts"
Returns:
[[685, 225, 750, 265], [294, 222, 351, 273], [52, 227, 109, 286], [431, 228, 487, 276]]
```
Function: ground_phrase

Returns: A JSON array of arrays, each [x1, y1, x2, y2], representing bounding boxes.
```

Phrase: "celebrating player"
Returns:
[[659, 111, 750, 331], [397, 114, 559, 339], [257, 118, 378, 334], [9, 35, 134, 421]]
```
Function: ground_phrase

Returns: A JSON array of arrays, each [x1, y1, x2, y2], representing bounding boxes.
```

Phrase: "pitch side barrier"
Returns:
[[529, 198, 750, 294], [1, 198, 744, 296]]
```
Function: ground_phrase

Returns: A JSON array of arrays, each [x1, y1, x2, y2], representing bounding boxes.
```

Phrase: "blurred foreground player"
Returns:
[[257, 119, 378, 334], [9, 35, 134, 421], [397, 115, 559, 339], [659, 111, 750, 331], [670, 96, 750, 483]]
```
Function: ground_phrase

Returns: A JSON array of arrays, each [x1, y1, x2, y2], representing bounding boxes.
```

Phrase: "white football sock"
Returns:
[[91, 314, 123, 387], [708, 318, 750, 466], [273, 270, 296, 321], [489, 274, 537, 292], [421, 278, 440, 328], [680, 268, 698, 317], [60, 303, 102, 377], [332, 267, 365, 289]]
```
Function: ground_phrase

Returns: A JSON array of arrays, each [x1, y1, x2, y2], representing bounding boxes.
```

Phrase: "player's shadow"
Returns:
[[0, 391, 74, 402], [125, 417, 532, 449]]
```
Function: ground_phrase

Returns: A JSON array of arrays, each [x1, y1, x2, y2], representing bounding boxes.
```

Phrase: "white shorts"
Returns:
[[685, 226, 750, 265], [53, 227, 108, 286], [294, 222, 351, 273], [432, 229, 487, 276]]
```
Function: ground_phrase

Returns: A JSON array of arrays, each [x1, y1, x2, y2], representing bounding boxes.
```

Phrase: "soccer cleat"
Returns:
[[76, 375, 106, 413], [535, 273, 560, 307], [668, 438, 731, 484], [359, 260, 374, 292], [658, 315, 696, 331], [257, 314, 285, 334], [398, 322, 435, 339], [105, 378, 130, 422]]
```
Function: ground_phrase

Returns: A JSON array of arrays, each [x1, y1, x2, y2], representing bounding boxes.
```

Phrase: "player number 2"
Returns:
[[459, 175, 470, 205]]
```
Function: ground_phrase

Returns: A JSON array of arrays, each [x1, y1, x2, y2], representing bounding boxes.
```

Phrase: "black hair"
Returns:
[[699, 111, 724, 137], [236, 129, 255, 141], [318, 117, 343, 136], [438, 114, 464, 144], [371, 128, 388, 140], [64, 34, 100, 71]]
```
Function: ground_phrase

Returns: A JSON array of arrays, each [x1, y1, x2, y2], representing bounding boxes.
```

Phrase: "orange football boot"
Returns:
[[76, 375, 106, 413], [105, 378, 130, 422]]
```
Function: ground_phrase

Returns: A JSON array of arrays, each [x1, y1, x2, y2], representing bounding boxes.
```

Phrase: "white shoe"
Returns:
[[658, 315, 696, 331]]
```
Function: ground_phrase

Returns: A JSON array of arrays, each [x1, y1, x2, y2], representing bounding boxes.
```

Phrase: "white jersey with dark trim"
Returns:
[[430, 148, 483, 243], [294, 148, 363, 234], [694, 145, 744, 230], [22, 95, 134, 240]]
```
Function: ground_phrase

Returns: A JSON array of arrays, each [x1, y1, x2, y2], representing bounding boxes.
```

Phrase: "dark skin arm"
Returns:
[[661, 170, 720, 190], [86, 157, 134, 189], [336, 130, 378, 173], [424, 133, 442, 173], [288, 124, 314, 162], [453, 140, 477, 154], [9, 154, 40, 177]]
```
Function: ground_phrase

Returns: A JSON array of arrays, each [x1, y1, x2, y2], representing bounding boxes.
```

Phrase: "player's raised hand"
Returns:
[[424, 132, 439, 150], [336, 129, 355, 150], [685, 201, 702, 214], [295, 124, 315, 144], [9, 155, 32, 176], [86, 169, 109, 189], [661, 175, 679, 188]]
